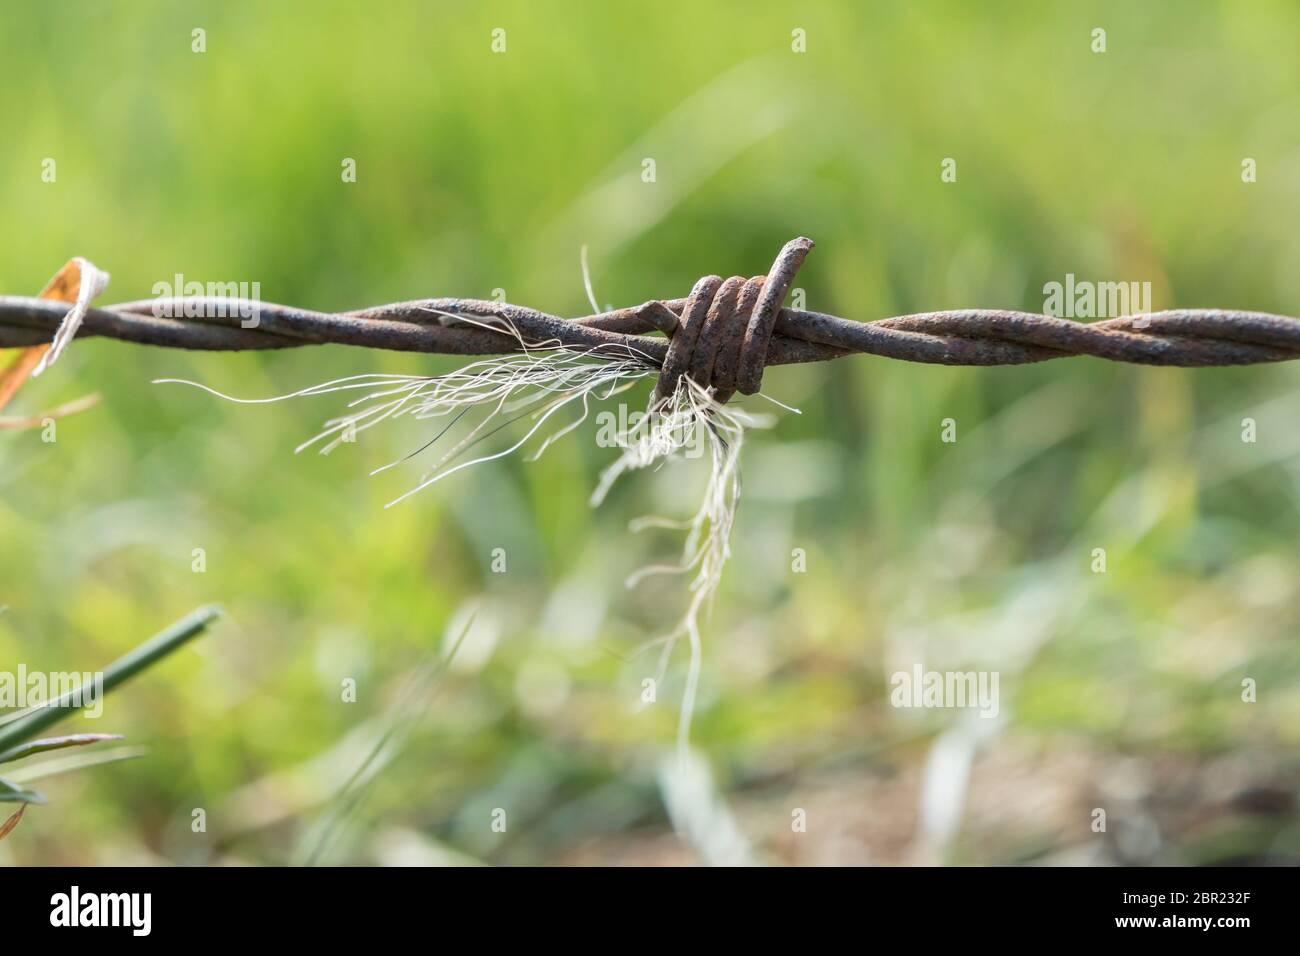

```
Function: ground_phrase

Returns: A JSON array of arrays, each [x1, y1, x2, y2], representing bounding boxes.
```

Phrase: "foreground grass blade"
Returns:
[[0, 733, 122, 766], [4, 745, 148, 785], [0, 775, 46, 804], [0, 604, 223, 757]]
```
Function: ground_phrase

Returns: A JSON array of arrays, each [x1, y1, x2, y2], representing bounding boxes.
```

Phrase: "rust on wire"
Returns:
[[4, 239, 1300, 399]]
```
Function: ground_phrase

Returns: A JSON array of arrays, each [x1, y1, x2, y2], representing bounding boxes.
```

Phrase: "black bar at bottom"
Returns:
[[2, 865, 1291, 941]]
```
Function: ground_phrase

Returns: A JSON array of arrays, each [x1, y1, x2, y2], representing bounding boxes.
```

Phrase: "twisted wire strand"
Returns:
[[3, 238, 1300, 391]]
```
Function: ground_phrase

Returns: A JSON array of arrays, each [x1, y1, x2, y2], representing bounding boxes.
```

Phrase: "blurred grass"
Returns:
[[1, 0, 1299, 864]]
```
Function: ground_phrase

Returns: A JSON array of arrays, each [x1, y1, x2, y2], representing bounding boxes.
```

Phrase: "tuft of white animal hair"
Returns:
[[591, 376, 777, 756], [156, 308, 796, 754], [159, 310, 657, 507]]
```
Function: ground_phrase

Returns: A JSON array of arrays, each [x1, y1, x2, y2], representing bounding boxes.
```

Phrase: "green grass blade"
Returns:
[[0, 775, 46, 805], [297, 616, 470, 866], [5, 745, 149, 784], [0, 733, 123, 766], [0, 604, 222, 755]]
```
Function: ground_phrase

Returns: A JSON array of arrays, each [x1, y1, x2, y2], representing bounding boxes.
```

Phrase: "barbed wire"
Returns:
[[4, 238, 1300, 398]]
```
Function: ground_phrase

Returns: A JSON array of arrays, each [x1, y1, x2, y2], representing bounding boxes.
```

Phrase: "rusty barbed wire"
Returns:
[[4, 238, 1300, 396]]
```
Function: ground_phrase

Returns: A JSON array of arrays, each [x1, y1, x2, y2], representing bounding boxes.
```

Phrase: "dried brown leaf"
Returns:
[[0, 801, 27, 840], [0, 258, 108, 413]]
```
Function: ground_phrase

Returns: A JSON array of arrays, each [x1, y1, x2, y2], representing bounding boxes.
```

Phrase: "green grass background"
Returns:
[[2, 0, 1299, 864]]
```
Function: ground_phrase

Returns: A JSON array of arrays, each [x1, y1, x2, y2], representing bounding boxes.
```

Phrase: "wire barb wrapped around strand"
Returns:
[[5, 238, 1300, 385], [653, 237, 813, 403]]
